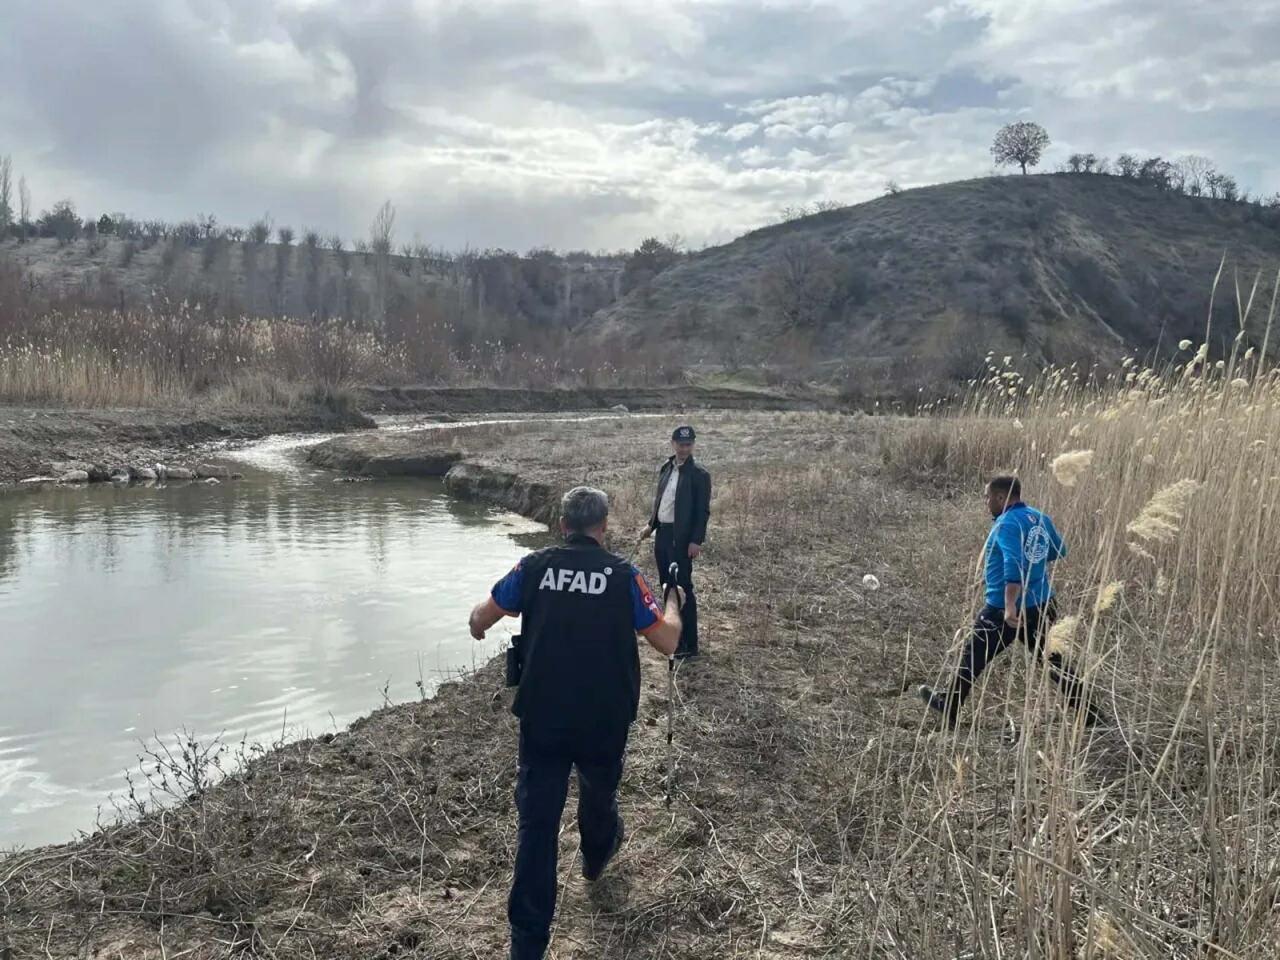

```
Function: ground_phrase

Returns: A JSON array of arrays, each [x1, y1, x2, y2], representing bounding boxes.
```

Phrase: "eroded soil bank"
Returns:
[[0, 404, 373, 486], [0, 384, 846, 488]]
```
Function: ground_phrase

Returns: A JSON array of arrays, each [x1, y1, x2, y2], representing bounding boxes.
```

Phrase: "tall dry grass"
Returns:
[[872, 272, 1280, 957], [0, 261, 681, 406]]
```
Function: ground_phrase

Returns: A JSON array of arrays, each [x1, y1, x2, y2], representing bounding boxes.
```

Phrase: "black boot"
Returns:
[[582, 819, 625, 882]]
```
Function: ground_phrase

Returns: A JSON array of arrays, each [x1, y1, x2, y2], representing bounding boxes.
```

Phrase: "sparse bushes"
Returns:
[[247, 216, 271, 245], [40, 200, 82, 245], [621, 236, 681, 294], [777, 200, 843, 222]]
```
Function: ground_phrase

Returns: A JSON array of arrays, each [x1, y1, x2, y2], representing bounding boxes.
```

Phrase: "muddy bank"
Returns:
[[306, 431, 463, 478], [0, 403, 374, 486], [356, 383, 846, 414], [306, 432, 562, 523]]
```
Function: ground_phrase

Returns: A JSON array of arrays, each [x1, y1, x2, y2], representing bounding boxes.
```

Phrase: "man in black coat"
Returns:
[[639, 424, 711, 658]]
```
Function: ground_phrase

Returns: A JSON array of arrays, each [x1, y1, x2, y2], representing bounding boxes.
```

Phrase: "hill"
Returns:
[[583, 174, 1280, 392]]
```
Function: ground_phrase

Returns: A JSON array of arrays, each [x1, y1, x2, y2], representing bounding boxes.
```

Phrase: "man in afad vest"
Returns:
[[469, 486, 683, 960]]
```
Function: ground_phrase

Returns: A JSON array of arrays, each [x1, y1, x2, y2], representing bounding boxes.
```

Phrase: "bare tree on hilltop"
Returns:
[[992, 121, 1050, 174]]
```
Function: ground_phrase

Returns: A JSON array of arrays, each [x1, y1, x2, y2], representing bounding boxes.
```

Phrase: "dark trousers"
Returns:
[[945, 599, 1097, 725], [655, 524, 698, 656], [509, 725, 627, 960]]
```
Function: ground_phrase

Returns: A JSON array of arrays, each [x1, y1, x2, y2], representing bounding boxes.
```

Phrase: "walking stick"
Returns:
[[663, 561, 680, 807]]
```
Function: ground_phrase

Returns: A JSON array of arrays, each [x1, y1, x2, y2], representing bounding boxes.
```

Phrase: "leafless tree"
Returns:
[[197, 213, 219, 240], [1115, 154, 1140, 178], [1065, 152, 1100, 174], [1138, 156, 1174, 190], [1175, 155, 1215, 197], [1205, 172, 1238, 201], [990, 121, 1050, 174], [248, 216, 272, 245], [18, 175, 31, 237], [327, 234, 344, 253], [369, 200, 396, 323], [884, 180, 902, 196], [370, 200, 396, 257], [303, 230, 324, 317], [0, 156, 12, 234], [758, 238, 839, 328], [274, 227, 294, 315]]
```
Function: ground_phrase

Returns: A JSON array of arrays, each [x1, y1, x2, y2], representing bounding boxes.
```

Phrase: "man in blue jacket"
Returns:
[[919, 475, 1100, 728]]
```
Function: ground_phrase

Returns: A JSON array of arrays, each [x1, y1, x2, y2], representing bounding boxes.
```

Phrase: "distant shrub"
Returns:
[[248, 217, 272, 245], [622, 237, 681, 294], [40, 200, 82, 245]]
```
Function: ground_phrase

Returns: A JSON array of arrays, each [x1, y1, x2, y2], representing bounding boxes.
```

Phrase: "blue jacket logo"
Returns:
[[1024, 523, 1052, 563]]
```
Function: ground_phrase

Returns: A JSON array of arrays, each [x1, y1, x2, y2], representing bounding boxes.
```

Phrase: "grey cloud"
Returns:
[[0, 0, 1275, 251]]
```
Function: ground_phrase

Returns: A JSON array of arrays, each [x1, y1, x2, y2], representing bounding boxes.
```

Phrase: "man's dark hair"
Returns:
[[561, 485, 609, 532], [988, 475, 1021, 501]]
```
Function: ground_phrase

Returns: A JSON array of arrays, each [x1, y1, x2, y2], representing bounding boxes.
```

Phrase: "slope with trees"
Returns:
[[583, 173, 1280, 394]]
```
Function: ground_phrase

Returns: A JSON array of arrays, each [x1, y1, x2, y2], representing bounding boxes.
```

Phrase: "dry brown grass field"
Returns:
[[2, 290, 1279, 956]]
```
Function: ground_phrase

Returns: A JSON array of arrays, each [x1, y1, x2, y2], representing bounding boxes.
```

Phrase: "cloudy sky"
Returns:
[[1, 0, 1277, 252]]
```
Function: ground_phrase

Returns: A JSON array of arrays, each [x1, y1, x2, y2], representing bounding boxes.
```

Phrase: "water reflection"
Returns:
[[0, 462, 545, 848]]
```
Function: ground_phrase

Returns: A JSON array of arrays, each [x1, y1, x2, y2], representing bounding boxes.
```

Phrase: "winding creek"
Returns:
[[0, 418, 567, 849]]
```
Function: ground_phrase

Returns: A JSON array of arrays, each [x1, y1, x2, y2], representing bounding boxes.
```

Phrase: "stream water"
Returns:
[[0, 424, 550, 849]]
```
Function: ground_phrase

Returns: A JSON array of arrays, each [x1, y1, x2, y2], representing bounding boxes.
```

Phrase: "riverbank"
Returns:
[[354, 383, 856, 415], [0, 410, 979, 958], [0, 401, 373, 487], [0, 384, 850, 487], [4, 404, 1269, 957]]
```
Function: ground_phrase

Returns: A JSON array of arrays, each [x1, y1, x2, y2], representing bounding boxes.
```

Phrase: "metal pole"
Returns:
[[664, 561, 679, 807]]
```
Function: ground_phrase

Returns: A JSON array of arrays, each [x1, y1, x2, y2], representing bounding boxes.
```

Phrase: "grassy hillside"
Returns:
[[585, 174, 1280, 392]]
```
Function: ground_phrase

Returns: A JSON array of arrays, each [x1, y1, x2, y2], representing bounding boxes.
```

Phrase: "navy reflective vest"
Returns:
[[513, 535, 640, 747]]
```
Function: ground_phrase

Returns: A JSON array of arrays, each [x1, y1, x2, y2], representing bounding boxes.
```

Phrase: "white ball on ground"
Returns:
[[861, 574, 881, 591]]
